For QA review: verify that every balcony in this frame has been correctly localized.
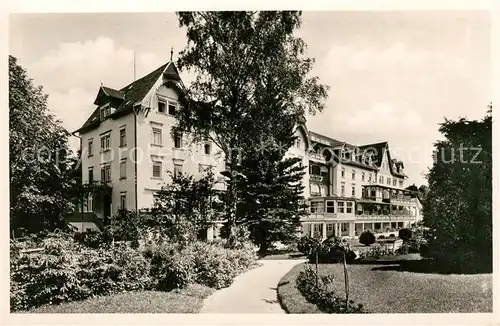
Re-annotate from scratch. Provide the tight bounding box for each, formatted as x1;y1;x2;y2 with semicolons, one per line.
310;175;324;183
309;153;326;164
355;214;416;221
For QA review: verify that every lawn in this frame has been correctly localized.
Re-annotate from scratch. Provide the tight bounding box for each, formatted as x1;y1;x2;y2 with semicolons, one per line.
278;260;492;313
24;284;215;314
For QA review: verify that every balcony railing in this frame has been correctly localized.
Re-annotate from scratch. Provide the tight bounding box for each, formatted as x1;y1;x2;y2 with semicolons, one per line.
309;153;326;163
355;214;416;220
310;175;324;183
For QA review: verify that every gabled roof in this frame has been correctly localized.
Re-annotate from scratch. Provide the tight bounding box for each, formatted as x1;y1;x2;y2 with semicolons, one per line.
75;61;179;134
309;131;346;148
359;142;388;167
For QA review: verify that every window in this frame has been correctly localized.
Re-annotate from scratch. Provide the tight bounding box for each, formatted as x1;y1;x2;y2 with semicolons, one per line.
352;169;355;180
379;176;384;184
174;163;183;178
337;201;345;213
158;101;166;113
88;167;94;183
361;172;365;182
152;160;162;178
120;159;126;179
341;182;345;196
341;167;345;178
399;180;403;188
346;202;353;213
101;164;111;182
204;143;211;155
174;134;182;148
100;104;111;120
119;127;126;147
152;128;162;146
352;185;356;197
327;224;333;232
326;201;335;213
387;177;391;186
101;134;111;151
84;195;93;212
88;138;93;157
120;192;127;210
393;179;397;187
168;102;176;115
368;173;372;182
310;200;324;214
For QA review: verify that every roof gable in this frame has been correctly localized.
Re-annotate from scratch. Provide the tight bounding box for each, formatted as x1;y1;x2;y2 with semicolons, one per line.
75;61;176;134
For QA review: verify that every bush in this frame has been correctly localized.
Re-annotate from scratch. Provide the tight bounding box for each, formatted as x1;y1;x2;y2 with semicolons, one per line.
359;231;376;246
356;244;395;261
389;234;395;238
378;235;385;239
149;240;257;291
10;232;152;311
295;266;364;313
307;237;355;264
297;236;319;256
398;228;413;242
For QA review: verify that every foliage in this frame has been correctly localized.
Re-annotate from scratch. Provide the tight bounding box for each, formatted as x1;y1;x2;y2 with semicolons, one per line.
149;240;257;291
359;231;376;246
9;55;77;234
295;266;364;313
236;147;308;253
422;110;492;272
398;228;413;242
106;209;142;247
297;235;320;255
356;244;395;261
73;230;112;249
10;232;151;311
174;12;329;241
307;236;356;264
151;171;223;243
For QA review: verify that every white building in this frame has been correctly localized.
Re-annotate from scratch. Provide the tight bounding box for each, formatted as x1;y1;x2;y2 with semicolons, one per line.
74;59;422;239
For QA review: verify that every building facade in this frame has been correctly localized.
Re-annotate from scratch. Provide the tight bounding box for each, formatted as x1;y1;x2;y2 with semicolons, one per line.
74;60;422;239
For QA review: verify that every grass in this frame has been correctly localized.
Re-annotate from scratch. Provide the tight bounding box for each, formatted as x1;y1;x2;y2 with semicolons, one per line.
278;260;492;313
25;284;215;314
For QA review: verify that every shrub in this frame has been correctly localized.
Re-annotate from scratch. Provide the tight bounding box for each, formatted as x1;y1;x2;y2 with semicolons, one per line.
356;244;395;261
150;243;196;291
389;234;395;238
307;237;355;264
297;236;319;256
295;266;364;313
378;235;385;239
398;228;413;242
10;233;152;311
359;231;376;246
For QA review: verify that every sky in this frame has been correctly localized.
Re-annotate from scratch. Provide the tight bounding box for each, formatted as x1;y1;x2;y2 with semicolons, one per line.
9;11;491;186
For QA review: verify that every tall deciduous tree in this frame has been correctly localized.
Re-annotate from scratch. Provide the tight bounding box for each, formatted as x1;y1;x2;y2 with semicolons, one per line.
422;108;492;272
174;11;329;242
9;55;77;234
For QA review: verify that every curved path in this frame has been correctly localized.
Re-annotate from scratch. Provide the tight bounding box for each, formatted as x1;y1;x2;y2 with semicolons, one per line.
200;259;306;313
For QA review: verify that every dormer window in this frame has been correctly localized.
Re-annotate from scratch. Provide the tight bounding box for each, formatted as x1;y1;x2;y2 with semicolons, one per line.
100;103;111;121
158;101;166;113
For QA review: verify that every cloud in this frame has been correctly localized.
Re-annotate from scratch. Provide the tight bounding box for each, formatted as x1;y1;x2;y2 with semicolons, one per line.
317;102;424;135
28;36;164;93
24;36;169;149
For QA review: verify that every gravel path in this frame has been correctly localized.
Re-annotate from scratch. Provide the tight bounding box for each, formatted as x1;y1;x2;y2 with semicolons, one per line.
200;259;306;313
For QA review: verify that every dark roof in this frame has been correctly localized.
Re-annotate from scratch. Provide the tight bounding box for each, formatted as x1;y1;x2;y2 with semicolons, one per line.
66;212;103;229
75;61;178;134
309;131;346;147
358;142;388;167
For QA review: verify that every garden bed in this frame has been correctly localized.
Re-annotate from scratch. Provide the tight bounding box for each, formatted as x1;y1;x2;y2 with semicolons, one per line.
278;261;492;313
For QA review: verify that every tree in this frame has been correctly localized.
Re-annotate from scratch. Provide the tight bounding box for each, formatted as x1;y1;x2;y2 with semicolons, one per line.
422;109;492;272
174;11;329;243
358;231;376;246
150;171;224;243
9;55;77;234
